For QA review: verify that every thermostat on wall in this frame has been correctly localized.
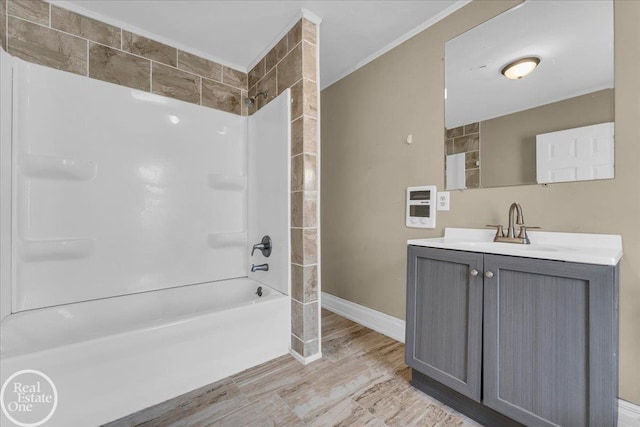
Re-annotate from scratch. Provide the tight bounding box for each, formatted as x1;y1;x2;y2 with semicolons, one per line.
406;186;436;228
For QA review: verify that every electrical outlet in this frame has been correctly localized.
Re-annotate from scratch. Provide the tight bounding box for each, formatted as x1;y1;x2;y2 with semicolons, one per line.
437;191;450;211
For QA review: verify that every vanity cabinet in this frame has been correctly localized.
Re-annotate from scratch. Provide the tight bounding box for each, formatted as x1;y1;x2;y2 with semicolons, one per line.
406;245;619;427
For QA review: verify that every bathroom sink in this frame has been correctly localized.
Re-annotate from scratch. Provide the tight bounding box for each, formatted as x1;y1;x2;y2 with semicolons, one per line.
408;228;622;266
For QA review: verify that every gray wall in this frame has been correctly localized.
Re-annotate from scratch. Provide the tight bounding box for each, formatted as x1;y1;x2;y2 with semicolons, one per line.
321;0;640;404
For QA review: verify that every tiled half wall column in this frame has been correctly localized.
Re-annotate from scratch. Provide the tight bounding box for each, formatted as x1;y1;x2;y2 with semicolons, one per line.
248;18;321;360
0;0;249;115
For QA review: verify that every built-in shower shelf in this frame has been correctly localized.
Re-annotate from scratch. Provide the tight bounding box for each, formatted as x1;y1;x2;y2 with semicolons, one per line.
20;154;97;181
207;174;247;191
207;232;247;248
20;238;95;262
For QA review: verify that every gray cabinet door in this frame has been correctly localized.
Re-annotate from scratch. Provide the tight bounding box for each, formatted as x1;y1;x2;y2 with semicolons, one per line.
483;254;618;427
405;246;484;401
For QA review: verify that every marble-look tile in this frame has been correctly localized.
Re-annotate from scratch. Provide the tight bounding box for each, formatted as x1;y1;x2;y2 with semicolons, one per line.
291;263;318;303
122;30;177;66
104;377;249;427
241;90;248;116
302;18;317;45
322;326;373;362
151;62;200;104
290;79;303;120
222;65;247;91
51;6;120;48
465;151;479;170
288;20;302;51
8;17;87;75
292;300;318;341
324;327;400;365
0;0;7;50
464;122;479;135
291;118;304;157
465;168;480;189
321;311;360;338
201;79;241;115
302;41;317;81
291;153;317;191
291;116;318;156
453;134;479;153
302;78;319;118
177;50;222;82
265;34;288;72
446;139;455;155
248;58;265;90
305;115;319;152
233;354;329;398
254;66;276;110
446;126;464;139
278;356;384;422
89;43;150;91
277;43;302;94
356;340;407;376
291;227;317;265
291;190;317;228
414;404;465;426
211;393;304;427
305;398;385;427
291;334;319;357
237;370;303;405
232;354;293;385
353;375;439;427
7;0;49;25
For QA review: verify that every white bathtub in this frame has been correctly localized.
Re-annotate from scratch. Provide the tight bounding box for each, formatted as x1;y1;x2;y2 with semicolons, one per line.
0;278;290;427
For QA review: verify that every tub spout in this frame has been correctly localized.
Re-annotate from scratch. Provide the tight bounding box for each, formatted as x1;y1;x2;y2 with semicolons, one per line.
251;263;269;272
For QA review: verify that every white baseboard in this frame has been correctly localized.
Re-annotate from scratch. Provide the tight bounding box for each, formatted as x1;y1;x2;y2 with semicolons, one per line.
619;399;640;427
321;292;405;343
320;292;639;426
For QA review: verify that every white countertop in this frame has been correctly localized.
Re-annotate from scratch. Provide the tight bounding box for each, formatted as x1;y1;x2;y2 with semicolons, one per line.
408;228;623;266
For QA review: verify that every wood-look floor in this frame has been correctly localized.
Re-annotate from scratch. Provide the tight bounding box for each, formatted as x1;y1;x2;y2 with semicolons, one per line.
106;309;482;427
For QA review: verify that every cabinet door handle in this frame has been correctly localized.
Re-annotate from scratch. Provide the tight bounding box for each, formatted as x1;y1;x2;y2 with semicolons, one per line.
485;271;494;279
470;269;479;277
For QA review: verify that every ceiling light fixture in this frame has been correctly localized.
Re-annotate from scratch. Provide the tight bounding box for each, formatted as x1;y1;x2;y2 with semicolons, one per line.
501;57;540;80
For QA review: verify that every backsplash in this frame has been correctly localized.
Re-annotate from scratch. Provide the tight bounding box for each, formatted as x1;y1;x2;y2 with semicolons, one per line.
445;122;480;189
1;0;248;115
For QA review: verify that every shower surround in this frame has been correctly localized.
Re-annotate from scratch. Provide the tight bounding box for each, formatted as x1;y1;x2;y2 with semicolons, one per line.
0;0;321;362
0;48;292;426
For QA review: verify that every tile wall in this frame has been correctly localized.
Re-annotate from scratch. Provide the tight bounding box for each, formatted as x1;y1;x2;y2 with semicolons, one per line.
248;18;320;359
445;122;480;188
1;0;248;115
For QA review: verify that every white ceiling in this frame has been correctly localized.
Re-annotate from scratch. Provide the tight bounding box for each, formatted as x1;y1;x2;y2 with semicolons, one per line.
53;0;467;90
445;0;614;128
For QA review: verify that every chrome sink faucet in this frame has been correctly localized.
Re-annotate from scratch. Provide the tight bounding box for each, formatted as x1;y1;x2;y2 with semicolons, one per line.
487;202;538;244
507;202;524;239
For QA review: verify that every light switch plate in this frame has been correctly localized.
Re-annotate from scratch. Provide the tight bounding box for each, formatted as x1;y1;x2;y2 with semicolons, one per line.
437;191;450;211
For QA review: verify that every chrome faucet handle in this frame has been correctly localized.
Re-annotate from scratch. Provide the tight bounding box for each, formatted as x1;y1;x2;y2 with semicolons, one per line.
518;225;541;240
251;235;272;257
251;243;265;256
486;224;505;238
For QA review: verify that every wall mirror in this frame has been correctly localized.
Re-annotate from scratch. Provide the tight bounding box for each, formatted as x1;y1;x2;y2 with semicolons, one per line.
444;0;614;190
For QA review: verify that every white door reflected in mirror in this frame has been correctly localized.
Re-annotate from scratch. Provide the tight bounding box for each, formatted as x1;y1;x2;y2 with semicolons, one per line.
536;122;614;184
